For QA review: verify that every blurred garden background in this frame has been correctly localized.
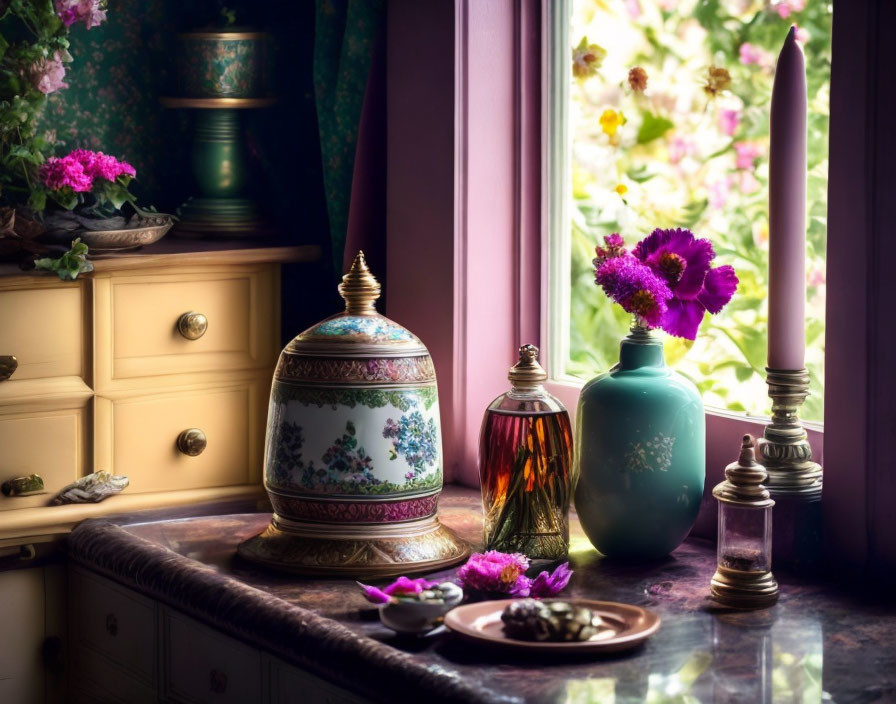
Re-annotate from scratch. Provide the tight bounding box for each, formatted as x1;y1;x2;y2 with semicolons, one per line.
567;0;831;421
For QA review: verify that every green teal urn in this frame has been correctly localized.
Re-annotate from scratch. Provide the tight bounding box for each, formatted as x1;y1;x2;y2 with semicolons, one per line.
574;324;705;559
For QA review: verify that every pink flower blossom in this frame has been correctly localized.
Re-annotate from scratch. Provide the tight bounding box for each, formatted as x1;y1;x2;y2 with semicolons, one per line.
39;156;92;192
69;149;136;182
739;171;761;195
529;563;573;598
625;0;642;20
668;135;696;165
807;266;825;287
357;576;439;604
632;228;739;339
771;0;806;19
734;141;762;170
794;25;810;45
595;255;671;328
708;177;730;210
718;109;740;137
739;42;774;68
55;0;107;29
457;551;532;597
456;552;574;599
40;149;136;194
32;51;68;95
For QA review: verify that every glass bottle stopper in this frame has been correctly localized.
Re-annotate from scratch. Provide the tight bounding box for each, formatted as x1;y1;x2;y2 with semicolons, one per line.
713;434;775;508
508;344;548;389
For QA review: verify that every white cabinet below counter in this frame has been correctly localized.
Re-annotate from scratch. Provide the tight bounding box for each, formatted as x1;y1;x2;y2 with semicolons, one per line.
68;566;371;704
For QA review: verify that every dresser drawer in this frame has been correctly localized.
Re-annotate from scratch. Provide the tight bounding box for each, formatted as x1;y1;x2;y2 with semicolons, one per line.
0;281;84;381
0;403;88;511
164;609;263;704
70;568;157;685
270;658;371;704
108;381;263;493
95;267;276;383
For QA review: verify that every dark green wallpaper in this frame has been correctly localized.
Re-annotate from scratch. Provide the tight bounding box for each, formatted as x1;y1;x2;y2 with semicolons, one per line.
39;0;329;252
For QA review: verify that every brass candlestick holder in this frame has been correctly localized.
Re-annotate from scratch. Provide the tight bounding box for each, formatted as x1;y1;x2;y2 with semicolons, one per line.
759;368;822;496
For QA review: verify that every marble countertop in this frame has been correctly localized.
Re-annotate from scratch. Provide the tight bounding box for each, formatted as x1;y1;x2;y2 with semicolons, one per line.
67;487;896;704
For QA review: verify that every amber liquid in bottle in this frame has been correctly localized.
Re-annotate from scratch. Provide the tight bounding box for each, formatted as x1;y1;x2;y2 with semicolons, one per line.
479;407;573;559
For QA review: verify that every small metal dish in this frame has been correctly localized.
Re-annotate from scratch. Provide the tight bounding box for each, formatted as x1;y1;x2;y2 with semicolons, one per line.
78;215;173;253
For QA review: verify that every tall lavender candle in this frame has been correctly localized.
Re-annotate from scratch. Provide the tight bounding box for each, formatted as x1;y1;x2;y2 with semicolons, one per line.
767;26;807;370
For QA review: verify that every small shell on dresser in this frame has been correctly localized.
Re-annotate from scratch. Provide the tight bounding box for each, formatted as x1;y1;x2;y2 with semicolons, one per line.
52;471;130;505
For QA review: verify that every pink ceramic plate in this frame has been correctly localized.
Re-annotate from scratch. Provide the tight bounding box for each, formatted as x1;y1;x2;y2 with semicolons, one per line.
443;598;660;654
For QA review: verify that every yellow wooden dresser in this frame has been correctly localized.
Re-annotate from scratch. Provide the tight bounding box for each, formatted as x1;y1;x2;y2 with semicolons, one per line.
0;240;318;702
0;241;319;545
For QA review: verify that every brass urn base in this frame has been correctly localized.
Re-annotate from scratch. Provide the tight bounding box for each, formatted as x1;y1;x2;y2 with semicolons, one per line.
236;514;470;578
710;566;779;609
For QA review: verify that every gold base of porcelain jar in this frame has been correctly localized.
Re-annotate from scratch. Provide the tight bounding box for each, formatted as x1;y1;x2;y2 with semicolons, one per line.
238;252;469;576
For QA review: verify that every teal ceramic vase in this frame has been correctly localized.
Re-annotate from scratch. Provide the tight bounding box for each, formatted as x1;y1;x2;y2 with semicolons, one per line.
574;323;705;559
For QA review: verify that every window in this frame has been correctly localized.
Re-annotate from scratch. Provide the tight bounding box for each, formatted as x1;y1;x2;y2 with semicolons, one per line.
549;0;832;422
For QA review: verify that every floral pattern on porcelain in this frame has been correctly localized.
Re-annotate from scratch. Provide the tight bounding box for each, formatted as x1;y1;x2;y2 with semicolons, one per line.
383;411;439;476
311;315;416;342
265;385;442;498
271;384;438;411
177;35;268;98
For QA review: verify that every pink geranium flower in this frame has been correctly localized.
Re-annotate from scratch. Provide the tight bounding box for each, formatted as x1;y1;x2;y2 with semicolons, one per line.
39;156;92;192
69;149;136;182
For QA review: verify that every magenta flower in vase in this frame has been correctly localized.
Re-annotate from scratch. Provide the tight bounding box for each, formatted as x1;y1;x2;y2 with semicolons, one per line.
593;228;738;339
575;227;737;560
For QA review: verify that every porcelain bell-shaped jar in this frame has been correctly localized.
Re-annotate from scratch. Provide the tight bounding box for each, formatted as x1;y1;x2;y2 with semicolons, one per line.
238;252;469;576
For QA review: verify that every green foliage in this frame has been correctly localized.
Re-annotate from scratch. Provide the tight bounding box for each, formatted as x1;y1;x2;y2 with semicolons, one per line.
33;237;94;280
568;0;830;421
0;0;69;207
636;111;674;144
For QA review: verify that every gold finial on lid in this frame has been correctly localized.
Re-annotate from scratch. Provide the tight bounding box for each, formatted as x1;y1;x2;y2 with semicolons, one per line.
509;344;548;388
338;251;381;315
712;434;774;507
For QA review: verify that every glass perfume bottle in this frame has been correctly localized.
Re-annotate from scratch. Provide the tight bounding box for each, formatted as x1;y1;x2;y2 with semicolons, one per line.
478;345;573;559
710;434;778;608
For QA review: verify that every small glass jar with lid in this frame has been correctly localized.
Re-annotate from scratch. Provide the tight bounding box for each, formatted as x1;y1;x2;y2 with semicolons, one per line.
478;344;573;559
710;434;778;608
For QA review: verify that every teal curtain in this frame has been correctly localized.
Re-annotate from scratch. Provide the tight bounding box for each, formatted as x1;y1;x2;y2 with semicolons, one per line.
314;0;385;276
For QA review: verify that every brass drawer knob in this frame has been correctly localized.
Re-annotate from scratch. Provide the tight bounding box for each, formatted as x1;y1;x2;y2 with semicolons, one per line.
177;311;208;340
177;428;207;457
1;474;45;497
0;355;17;381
